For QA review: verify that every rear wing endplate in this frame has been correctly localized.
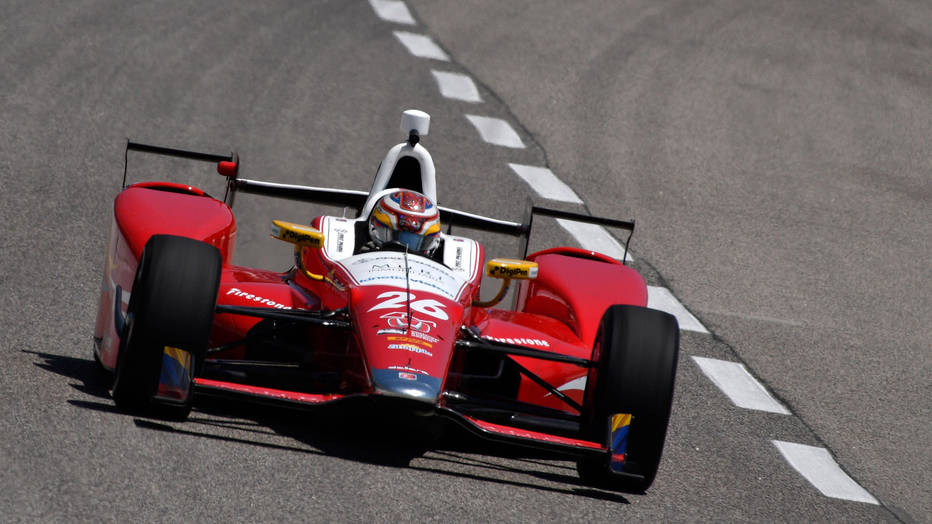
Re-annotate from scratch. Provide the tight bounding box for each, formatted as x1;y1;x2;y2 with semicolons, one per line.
122;140;239;204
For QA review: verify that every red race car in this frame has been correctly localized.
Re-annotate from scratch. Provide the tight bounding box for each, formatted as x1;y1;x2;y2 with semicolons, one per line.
93;110;679;492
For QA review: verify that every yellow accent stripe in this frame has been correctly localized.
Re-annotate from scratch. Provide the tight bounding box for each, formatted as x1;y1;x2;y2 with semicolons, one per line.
163;346;192;368
372;208;393;227
610;413;632;432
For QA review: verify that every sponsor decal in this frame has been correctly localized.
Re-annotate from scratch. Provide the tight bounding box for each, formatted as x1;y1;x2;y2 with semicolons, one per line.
371;263;403;272
405;329;440;344
387;335;433;348
454;246;464;270
335;228;347;252
398;372;418;381
380;311;436;333
282;229;318;245
273;221;323;247
387;365;429;375
483;335;550;348
368;263;443;283
388;343;433;357
488;265;528;278
225;287;291;309
344;251;467;300
377;328;441;344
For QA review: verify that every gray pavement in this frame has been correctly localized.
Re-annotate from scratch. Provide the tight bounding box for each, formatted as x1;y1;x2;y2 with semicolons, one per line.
0;1;925;521
408;0;931;519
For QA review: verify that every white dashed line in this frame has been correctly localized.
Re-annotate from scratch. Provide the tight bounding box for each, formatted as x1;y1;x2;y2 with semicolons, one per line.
692;356;790;414
464;115;525;148
393;31;449;61
555;219;633;262
369;0;416;25
646;286;707;333
772;441;879;504
431;70;482;103
374;12;882;511
508;164;583;204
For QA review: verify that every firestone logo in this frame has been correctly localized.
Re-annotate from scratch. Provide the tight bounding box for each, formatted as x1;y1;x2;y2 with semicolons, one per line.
225;288;291;309
483;336;550;347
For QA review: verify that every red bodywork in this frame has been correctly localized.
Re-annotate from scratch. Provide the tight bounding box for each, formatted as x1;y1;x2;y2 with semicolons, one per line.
94;181;647;454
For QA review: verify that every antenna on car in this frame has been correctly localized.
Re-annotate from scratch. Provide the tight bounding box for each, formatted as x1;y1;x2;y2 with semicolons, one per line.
400;109;430;147
403;245;412;335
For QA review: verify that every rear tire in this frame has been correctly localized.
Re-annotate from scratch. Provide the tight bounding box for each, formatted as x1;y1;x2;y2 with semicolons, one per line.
577;305;679;492
111;235;221;420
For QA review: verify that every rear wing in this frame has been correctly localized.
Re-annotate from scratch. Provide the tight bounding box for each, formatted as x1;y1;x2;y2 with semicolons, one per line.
122;140;239;203
231;178;635;264
122;140;634;263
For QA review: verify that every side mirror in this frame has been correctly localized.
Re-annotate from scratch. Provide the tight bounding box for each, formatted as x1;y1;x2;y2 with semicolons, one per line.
485;258;538;280
475;258;538;308
271;220;324;248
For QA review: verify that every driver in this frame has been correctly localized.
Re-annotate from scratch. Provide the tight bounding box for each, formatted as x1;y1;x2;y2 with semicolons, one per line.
366;190;441;255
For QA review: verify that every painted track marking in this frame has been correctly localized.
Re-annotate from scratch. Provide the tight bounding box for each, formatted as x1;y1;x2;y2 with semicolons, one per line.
692;356;790;414
370;6;886;510
772;441;879;504
646;286;706;332
431;70;482;103
508;163;583;203
369;0;416;25
393;31;449;61
555;219;634;262
465;115;525;148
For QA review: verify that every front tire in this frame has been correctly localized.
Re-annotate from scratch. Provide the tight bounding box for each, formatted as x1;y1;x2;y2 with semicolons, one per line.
578;305;680;492
111;235;221;420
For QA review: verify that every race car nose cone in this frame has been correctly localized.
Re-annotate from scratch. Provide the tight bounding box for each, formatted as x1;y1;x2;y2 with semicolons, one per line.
371;369;441;403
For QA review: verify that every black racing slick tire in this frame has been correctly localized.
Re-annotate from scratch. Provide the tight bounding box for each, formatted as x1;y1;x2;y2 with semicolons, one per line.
577;305;680;492
111;235;221;420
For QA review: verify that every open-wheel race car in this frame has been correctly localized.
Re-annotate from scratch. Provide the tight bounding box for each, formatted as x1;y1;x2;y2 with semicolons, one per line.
93;110;680;492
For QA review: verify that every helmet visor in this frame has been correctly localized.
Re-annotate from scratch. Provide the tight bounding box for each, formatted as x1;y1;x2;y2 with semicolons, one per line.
370;220;437;253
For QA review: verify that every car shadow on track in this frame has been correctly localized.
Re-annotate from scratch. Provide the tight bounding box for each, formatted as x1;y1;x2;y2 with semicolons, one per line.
26;349;112;400
29;350;630;503
188;397;631;503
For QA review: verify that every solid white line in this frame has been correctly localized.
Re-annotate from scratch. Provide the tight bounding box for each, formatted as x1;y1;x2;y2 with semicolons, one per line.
393;31;449;61
369;0;416;25
508;164;583;204
691;356;790;414
430;70;482;103
464;115;525;148
555;219;633;262
646;286;708;333
772;441;879;504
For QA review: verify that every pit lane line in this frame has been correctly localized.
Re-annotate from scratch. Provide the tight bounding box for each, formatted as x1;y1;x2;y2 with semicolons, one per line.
369;0;882;506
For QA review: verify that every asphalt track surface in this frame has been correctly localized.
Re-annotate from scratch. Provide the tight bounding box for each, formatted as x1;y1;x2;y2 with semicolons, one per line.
1;1;928;522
